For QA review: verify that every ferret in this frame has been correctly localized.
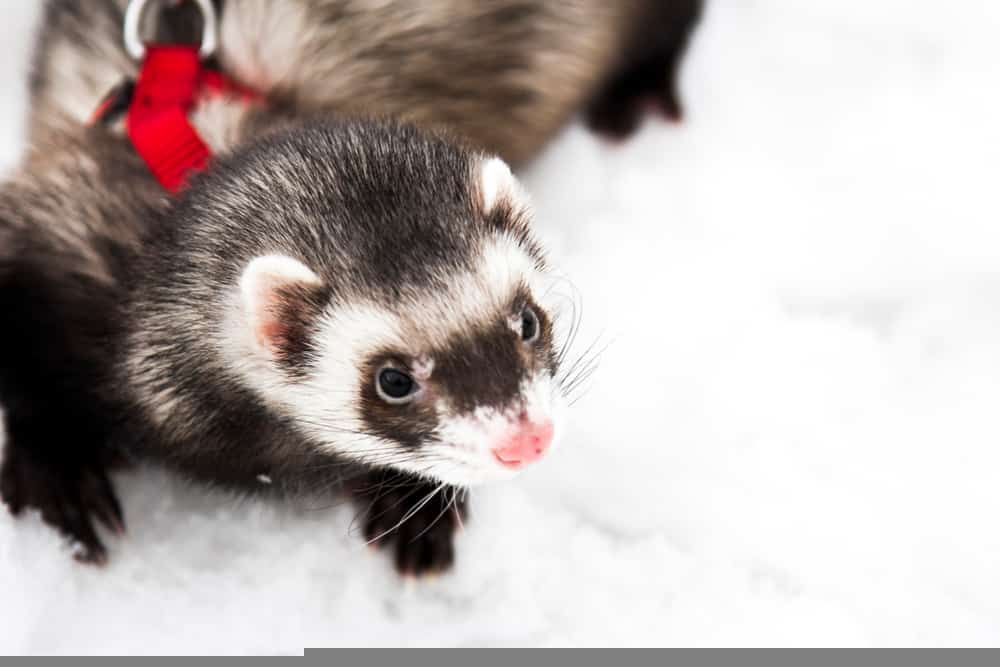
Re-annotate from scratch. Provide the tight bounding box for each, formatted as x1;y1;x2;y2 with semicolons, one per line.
1;117;563;574
0;0;702;574
29;0;703;163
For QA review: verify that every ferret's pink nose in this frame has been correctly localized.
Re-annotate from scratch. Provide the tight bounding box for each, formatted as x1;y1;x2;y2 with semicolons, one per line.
493;421;554;469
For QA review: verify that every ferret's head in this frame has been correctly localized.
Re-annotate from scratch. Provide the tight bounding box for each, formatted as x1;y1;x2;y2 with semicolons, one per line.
164;122;566;486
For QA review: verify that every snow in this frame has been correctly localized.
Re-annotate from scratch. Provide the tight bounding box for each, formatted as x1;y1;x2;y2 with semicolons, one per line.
2;0;1000;651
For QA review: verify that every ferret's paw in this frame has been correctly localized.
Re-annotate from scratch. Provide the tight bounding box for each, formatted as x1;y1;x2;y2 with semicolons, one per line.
585;94;646;140
0;449;124;566
585;61;685;140
360;482;465;577
390;502;460;578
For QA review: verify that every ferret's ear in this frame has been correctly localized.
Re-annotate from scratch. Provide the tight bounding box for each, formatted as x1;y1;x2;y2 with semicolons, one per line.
240;254;326;362
478;156;521;215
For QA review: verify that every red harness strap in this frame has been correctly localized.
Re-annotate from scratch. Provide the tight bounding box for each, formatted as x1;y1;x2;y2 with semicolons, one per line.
125;45;258;193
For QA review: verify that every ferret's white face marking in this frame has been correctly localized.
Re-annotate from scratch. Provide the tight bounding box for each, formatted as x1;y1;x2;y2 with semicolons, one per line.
228;239;563;486
224;157;565;486
255;302;407;456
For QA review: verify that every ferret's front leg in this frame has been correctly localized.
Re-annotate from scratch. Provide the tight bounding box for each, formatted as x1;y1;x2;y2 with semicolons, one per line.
0;405;124;565
350;470;467;577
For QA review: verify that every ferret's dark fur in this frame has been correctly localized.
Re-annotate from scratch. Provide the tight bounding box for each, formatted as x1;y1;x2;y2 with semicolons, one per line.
0;0;703;574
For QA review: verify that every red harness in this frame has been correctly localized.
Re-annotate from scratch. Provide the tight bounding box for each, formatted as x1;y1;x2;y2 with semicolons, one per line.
93;45;259;193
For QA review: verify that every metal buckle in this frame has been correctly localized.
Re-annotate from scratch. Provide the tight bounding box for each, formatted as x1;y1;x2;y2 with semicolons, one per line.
123;0;218;61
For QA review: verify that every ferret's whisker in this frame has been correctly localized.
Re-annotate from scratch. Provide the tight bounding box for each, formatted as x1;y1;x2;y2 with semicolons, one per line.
365;482;445;545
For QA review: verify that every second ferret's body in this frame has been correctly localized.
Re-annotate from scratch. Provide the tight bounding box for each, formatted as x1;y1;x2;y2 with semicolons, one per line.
30;0;703;163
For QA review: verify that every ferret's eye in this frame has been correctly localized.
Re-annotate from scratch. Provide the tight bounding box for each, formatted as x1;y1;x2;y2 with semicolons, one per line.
521;306;539;343
376;368;419;404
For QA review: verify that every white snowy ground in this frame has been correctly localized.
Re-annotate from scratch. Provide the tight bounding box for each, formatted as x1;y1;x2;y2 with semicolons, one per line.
1;0;999;651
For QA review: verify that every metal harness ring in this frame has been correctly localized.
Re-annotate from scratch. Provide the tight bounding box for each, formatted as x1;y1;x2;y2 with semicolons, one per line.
123;0;218;61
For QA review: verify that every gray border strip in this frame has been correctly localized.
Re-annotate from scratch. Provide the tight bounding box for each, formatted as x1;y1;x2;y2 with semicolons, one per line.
2;649;999;663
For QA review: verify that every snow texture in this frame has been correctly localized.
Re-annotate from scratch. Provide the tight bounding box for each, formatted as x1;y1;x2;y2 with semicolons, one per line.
2;0;1000;651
